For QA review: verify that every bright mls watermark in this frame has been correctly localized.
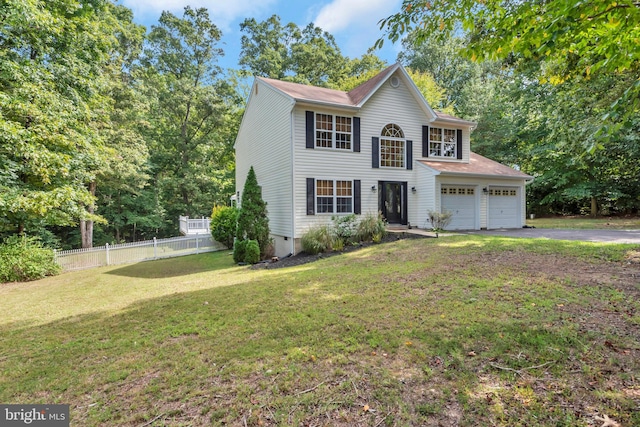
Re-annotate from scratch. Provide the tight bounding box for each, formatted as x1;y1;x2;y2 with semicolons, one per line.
1;405;69;426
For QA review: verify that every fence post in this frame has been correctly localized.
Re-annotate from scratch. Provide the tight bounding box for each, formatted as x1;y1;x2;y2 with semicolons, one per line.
153;237;157;259
105;243;110;266
196;233;199;255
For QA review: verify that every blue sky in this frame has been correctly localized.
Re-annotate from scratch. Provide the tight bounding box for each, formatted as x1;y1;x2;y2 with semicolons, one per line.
118;0;403;72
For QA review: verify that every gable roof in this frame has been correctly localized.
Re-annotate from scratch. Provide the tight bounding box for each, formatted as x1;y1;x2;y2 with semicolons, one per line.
419;152;533;179
257;64;451;122
434;111;476;127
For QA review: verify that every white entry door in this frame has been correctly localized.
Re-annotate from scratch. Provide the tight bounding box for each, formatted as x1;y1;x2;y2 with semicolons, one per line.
441;186;477;230
488;187;520;228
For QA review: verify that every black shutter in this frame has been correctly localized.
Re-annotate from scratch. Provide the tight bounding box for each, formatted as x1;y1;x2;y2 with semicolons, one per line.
406;140;413;170
372;137;379;168
353;117;360;152
422;126;429;157
306;178;315;215
353;180;361;214
456;129;463;159
305;111;314;149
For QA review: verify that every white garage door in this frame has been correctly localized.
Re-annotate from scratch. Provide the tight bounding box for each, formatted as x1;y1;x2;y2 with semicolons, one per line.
488;187;520;229
441;186;477;230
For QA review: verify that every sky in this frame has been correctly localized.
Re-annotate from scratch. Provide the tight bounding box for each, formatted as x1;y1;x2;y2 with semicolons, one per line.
118;0;404;73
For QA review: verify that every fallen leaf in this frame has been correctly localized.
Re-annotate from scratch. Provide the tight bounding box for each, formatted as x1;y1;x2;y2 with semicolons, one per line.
467;351;477;357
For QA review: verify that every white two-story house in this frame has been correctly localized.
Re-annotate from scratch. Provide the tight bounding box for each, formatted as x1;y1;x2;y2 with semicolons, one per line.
235;64;532;256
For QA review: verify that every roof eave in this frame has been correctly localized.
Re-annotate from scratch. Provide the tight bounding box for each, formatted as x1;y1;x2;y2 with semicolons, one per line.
437;170;533;179
432;117;477;127
295;99;360;112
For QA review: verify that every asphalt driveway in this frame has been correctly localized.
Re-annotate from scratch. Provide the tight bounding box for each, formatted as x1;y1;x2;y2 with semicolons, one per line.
467;228;640;244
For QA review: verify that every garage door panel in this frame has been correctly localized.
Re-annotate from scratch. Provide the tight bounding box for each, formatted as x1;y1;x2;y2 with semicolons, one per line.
488;187;519;229
441;186;476;230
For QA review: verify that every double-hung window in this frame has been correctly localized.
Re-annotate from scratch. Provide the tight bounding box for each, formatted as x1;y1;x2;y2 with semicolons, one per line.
429;127;457;158
316;114;352;150
316;179;353;214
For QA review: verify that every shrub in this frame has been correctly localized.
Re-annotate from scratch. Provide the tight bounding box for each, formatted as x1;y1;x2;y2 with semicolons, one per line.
0;235;61;282
301;224;334;255
233;239;248;264
244;240;260;264
426;210;453;235
332;214;358;244
210;205;238;249
356;212;387;242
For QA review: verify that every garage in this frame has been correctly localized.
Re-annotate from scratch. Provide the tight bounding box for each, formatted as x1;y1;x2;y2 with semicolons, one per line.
488;187;520;229
441;186;477;230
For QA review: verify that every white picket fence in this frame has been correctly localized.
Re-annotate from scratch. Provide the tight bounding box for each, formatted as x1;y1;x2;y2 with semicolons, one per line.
54;234;226;272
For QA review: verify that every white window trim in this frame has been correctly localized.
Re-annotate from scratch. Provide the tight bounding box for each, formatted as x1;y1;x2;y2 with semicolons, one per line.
429;127;457;159
315;178;354;215
379;124;406;169
315;114;353;151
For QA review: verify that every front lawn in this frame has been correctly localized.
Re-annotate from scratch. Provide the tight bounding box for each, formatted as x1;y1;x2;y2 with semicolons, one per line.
1;235;639;426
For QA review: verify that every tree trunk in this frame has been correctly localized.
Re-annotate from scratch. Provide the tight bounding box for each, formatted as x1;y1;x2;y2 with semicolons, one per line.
80;181;97;248
590;196;598;218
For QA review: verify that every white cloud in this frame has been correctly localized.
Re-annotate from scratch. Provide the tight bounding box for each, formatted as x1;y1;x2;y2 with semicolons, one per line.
313;0;399;34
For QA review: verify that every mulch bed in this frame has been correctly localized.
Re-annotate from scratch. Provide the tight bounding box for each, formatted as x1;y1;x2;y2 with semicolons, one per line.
251;231;432;269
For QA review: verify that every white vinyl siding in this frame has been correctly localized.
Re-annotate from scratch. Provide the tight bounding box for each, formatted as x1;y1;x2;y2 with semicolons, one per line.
235;81;294;238
293;74;425;236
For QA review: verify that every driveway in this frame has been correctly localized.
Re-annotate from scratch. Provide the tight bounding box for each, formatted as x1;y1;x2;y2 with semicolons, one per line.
467;228;640;244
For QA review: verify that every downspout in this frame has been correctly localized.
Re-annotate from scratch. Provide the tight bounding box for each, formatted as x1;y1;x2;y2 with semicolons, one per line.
290;101;296;255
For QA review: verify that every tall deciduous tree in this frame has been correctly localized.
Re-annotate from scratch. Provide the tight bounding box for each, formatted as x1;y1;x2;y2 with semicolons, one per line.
378;0;640;137
0;0;118;238
239;15;387;88
141;6;238;236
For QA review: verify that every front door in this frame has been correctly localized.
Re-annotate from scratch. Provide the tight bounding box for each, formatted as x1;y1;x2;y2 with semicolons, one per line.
380;181;407;225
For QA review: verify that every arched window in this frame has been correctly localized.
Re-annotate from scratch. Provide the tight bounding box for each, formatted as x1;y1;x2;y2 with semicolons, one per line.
380;124;405;168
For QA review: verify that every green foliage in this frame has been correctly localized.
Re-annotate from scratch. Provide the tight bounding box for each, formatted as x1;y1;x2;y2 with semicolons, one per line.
236;167;271;258
243;240;260;264
426;210;453;233
232;239;260;264
379;0;640;131
233;239;248;264
210;206;238;249
405;69;454;114
332;214;358;244
239;15;388;88
356;212;387;243
0;236;60;283
0;0;126;233
140;6;239;236
300;225;334;255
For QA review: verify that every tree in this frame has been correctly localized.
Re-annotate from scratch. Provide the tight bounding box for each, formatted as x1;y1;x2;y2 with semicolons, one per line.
239;15;388;88
141;6;239;236
378;1;640;135
0;0;123;239
405;69;453;114
236;167;270;258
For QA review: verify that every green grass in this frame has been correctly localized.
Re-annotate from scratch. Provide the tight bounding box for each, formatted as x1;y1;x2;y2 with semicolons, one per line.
1;235;639;426
527;215;640;229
